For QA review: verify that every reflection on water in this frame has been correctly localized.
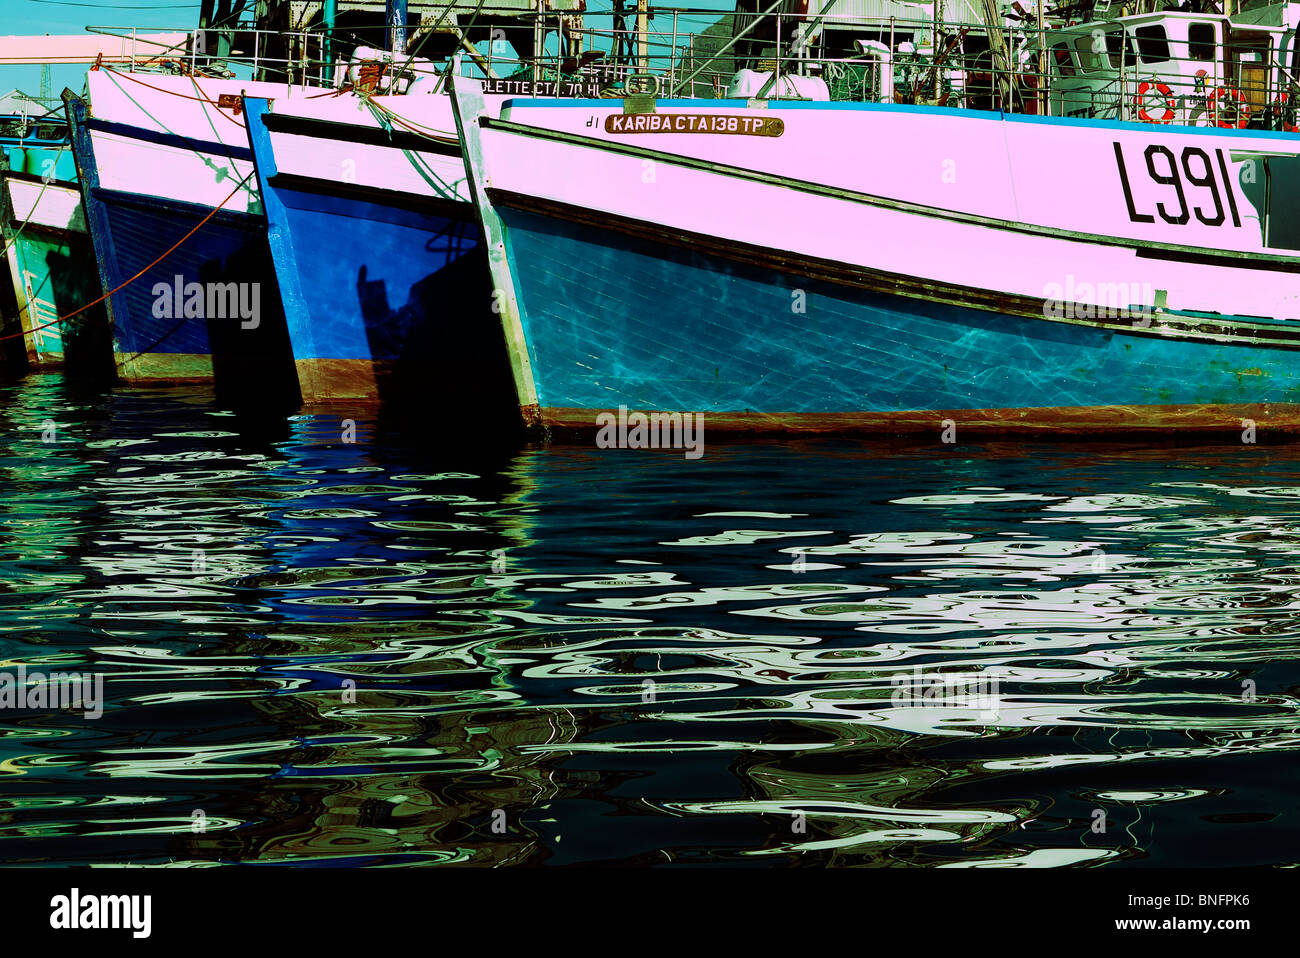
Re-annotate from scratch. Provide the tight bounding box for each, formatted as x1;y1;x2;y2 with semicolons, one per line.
2;372;1299;866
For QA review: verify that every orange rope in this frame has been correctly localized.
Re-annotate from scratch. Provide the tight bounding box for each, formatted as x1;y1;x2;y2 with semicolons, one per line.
188;75;247;127
103;66;245;128
382;111;459;147
0;174;252;344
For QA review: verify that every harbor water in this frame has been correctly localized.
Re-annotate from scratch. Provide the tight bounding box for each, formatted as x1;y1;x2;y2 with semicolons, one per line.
2;370;1298;867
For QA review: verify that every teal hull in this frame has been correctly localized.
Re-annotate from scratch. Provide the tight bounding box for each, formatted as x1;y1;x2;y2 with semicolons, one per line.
1;143;109;373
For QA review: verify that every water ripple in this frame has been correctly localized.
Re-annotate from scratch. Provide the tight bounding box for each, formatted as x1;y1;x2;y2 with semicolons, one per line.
2;376;1299;865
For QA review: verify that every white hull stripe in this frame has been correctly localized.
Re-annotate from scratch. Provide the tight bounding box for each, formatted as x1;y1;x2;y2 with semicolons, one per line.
482;117;1300;272
85;117;253;162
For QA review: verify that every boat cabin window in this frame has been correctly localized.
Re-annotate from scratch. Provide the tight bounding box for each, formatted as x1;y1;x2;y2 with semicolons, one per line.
1228;38;1272;114
1188;22;1216;60
1134;24;1170;64
1052;42;1076;76
960;33;1000;110
820;29;890;59
1074;34;1104;73
1104;29;1136;69
1260;154;1300;251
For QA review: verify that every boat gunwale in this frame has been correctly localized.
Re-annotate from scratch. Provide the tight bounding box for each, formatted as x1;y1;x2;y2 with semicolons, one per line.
480;115;1300;271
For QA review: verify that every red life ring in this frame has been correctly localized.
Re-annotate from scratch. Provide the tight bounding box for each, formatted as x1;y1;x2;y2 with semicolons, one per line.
1207;86;1250;129
1275;91;1298;132
1135;80;1175;123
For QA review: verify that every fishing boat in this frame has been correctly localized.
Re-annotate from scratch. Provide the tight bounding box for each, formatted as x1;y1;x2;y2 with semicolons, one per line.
61;28;331;395
450;1;1300;438
0;106;110;374
243;88;490;404
242;46;497;404
241;0;591;404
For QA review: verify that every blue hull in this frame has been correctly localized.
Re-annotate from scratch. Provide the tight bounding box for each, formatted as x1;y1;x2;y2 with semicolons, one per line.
66;95;295;396
90;189;269;356
495;204;1300;432
246;98;511;406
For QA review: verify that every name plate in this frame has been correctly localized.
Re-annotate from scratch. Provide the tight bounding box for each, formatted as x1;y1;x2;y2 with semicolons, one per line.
482;79;602;97
605;113;784;136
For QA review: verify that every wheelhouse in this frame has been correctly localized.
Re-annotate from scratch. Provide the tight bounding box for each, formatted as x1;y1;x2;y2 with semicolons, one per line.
1040;10;1297;129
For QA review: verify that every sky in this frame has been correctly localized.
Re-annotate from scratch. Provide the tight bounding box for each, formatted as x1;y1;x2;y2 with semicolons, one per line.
5;0;201;34
5;0;202;100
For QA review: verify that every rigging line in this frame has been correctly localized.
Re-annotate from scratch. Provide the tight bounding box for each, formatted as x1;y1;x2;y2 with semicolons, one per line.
361;94;458;145
105;65;218;110
401;0;487;83
188;74;248;128
0;172;252;344
103;66;246;129
98;68;253;189
0;143;68;262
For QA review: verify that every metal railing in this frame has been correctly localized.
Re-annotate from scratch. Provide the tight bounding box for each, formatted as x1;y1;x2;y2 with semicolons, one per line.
80;11;1300;133
0;116;70;145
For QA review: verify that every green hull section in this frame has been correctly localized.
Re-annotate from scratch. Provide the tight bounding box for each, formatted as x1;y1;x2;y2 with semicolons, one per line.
4;227;98;365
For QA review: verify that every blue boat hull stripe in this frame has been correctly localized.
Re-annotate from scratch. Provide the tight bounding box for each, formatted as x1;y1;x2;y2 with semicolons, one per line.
89;185;256;228
259;112;461;157
268;172;470;219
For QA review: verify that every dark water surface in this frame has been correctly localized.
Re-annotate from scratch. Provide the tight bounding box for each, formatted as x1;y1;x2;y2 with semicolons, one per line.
2;372;1298;867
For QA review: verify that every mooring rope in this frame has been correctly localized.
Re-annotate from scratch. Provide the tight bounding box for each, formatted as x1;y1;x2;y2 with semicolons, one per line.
102;66;247;128
0;171;253;345
361;96;459;146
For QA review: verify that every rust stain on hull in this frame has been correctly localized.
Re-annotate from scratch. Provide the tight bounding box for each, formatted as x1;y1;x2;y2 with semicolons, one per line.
115;351;213;383
529;404;1300;441
294;358;391;405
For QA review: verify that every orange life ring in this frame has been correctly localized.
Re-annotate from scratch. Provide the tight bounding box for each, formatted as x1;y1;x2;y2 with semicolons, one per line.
1135;80;1175;123
1207;86;1250;129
